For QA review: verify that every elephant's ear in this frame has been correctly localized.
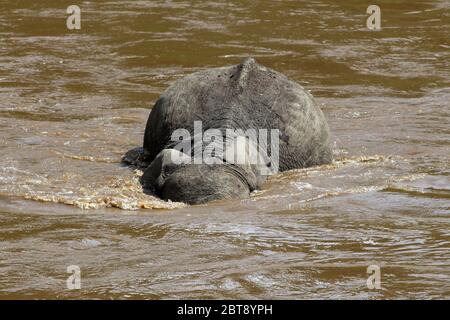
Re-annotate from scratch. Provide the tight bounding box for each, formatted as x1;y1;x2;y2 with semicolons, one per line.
141;149;190;193
143;97;173;163
224;135;275;189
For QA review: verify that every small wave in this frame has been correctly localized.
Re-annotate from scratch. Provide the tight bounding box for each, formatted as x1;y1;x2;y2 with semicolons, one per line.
383;186;450;200
54;151;119;163
10;171;186;210
252;185;385;204
254;159;426;205
384;174;450;199
22;193;185;210
0;154;429;210
270;154;399;182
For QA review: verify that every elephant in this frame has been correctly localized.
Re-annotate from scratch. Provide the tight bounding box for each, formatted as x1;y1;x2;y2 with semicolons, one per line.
123;57;332;204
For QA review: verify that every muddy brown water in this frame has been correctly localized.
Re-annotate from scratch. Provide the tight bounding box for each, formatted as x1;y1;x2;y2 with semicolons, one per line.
0;1;449;299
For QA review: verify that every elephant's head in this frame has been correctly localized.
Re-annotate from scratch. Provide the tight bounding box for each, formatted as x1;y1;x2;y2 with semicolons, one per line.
141;144;273;204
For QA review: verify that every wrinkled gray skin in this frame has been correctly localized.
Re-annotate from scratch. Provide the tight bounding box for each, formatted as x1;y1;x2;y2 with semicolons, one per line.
123;57;332;204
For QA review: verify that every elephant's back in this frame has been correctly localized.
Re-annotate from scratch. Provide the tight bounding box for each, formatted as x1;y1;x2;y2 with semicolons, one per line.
143;58;332;169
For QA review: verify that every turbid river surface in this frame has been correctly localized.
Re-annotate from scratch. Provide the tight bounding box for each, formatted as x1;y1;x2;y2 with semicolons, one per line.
0;0;449;299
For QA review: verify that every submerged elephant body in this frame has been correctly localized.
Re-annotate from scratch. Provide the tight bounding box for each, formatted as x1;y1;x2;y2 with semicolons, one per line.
124;57;332;204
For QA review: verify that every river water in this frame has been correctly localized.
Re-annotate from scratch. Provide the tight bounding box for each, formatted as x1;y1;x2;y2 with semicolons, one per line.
0;0;449;299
